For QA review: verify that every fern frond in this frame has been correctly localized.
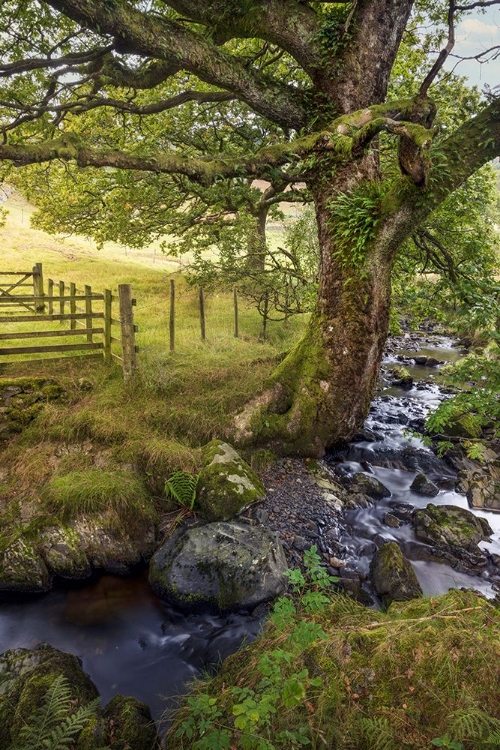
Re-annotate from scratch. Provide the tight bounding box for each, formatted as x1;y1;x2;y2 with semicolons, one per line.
16;675;72;747
13;676;103;750
165;470;199;510
449;708;500;743
357;717;400;750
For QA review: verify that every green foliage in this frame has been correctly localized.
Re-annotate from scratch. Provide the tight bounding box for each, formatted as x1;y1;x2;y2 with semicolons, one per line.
39;470;153;521
164;469;199;510
171;545;336;749
13;675;106;750
426;351;500;456
328;184;382;274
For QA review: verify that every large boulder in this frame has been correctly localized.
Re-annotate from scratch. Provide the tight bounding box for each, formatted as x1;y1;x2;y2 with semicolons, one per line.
0;643;159;750
413;503;492;551
196;440;265;521
149;521;288;613
370;541;423;609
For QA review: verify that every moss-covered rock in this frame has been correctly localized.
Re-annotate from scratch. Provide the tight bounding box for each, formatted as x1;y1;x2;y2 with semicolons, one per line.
0;377;66;441
0;643;160;750
412;503;493;563
149;520;287;613
196;440;265;521
370;541;423;608
0;537;51;593
389;365;413;389
348;472;391;500
410;472;439;496
38;524;92;579
103;695;160;750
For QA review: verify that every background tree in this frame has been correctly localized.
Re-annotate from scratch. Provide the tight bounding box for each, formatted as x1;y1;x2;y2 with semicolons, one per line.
0;0;499;456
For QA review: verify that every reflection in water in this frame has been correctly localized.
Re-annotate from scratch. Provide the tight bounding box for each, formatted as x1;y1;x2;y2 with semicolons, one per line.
0;573;262;724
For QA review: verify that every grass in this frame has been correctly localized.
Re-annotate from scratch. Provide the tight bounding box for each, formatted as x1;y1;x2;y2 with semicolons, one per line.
39;469;152;520
169;588;500;750
0;190;306;517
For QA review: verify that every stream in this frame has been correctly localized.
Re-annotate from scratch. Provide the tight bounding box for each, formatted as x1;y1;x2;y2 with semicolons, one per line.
325;334;500;602
1;332;499;724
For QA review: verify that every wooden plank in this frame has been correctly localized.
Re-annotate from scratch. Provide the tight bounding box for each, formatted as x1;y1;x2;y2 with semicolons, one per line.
0;354;102;367
0;272;34;276
104;289;112;364
169;278;175;352
111;352;124;364
234;287;239;338
118;284;137;382
33;263;44;312
0;313;104;323
70;282;76;330
0;343;103;355
0;294;104;302
48;279;54;316
59;281;65;319
199;286;206;341
0;328;103;341
85;285;93;343
110;335;121;344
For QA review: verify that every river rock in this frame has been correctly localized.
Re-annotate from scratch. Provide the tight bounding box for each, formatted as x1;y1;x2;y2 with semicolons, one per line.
448;442;500;511
389;366;413;389
149;520;288;613
412;504;493;564
0;643;159;750
349;472;391;499
196;440;265;521
0;538;51;593
410;472;440;497
370;541;423;608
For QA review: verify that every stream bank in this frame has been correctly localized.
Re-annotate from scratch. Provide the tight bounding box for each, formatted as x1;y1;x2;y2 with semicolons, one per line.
1;328;499;738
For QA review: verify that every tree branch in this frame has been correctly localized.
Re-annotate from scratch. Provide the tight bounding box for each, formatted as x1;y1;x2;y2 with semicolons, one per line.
418;0;456;98
45;0;307;129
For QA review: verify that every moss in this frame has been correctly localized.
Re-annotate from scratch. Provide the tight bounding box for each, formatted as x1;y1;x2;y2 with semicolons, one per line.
104;695;159;750
196;440;265;521
169;590;500;749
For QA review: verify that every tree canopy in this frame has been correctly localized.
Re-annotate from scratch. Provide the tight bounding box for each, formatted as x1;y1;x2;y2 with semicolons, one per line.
1;0;499;455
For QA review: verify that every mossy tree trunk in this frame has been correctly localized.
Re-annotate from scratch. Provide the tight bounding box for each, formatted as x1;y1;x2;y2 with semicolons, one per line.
232;153;412;456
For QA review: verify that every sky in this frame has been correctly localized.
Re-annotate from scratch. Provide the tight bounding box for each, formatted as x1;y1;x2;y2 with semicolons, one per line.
445;6;500;90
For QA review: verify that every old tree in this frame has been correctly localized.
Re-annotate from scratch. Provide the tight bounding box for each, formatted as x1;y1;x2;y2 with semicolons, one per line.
1;0;499;455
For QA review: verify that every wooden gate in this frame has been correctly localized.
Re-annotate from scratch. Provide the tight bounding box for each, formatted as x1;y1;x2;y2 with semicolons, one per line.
0;264;137;380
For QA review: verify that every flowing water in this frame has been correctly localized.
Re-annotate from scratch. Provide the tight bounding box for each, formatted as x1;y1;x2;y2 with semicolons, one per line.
1;333;498;723
325;335;500;602
0;573;262;725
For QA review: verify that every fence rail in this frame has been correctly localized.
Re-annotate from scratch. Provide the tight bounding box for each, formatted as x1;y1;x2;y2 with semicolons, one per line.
0;264;137;380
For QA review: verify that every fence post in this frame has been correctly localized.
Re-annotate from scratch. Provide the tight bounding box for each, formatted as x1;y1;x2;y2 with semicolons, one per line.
47;278;54;316
169;279;175;352
85;284;93;342
233;287;239;338
69;282;76;330
199;286;206;341
103;289;112;364
59;281;65;322
118;284;137;382
33;263;44;312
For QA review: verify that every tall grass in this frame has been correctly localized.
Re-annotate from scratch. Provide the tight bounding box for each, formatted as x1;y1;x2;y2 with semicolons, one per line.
0;191;306;507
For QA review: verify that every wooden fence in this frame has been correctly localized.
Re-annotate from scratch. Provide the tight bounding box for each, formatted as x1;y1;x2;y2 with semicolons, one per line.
0;265;138;381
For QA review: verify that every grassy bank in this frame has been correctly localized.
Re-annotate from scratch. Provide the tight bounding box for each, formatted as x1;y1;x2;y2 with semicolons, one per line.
0;191;306;525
